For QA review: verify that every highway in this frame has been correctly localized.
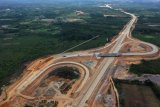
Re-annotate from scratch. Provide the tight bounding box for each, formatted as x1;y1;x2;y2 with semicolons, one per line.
0;6;159;107
60;11;158;58
74;10;138;107
16;61;90;93
0;61;89;106
121;41;159;56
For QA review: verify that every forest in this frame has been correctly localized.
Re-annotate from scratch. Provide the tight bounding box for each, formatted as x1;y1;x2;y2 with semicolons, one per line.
0;3;129;87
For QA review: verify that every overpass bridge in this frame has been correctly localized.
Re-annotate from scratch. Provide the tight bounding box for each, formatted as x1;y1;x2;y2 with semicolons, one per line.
97;53;122;57
63;52;152;58
97;53;136;57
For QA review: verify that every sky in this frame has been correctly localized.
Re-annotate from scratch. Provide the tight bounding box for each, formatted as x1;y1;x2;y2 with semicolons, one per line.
0;0;160;4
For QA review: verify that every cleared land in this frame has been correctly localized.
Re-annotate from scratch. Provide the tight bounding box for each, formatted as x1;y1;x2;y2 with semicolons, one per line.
0;3;130;88
123;3;160;75
122;4;160;105
117;82;160;107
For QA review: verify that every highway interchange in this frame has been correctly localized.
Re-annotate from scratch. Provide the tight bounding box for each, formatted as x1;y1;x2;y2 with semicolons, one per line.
74;9;138;107
0;5;159;107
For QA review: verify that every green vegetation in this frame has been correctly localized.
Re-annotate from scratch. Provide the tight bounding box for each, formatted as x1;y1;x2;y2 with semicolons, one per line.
0;3;130;87
130;59;160;75
122;3;160;75
133;10;160;47
49;67;80;80
114;3;160;106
